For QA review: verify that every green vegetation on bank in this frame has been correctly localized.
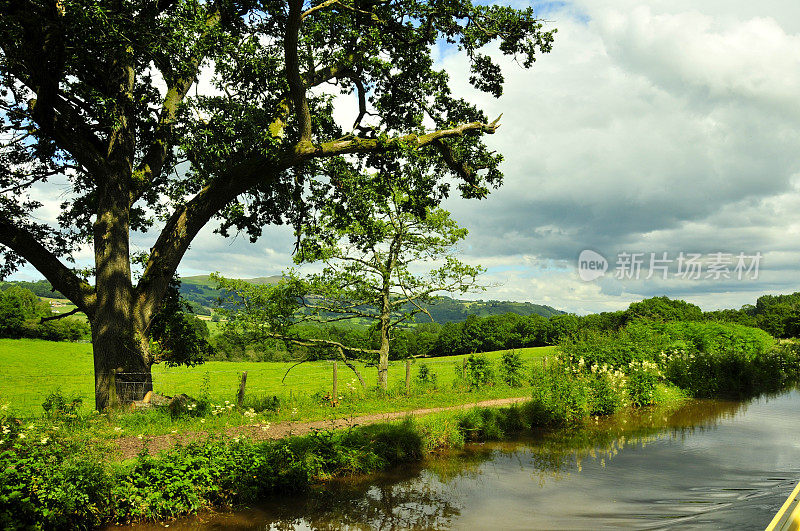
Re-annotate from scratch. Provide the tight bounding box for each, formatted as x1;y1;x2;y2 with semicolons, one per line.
1;389;694;529
1;318;800;528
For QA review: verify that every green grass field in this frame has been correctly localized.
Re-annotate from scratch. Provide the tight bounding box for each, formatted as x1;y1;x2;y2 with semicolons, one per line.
0;338;555;416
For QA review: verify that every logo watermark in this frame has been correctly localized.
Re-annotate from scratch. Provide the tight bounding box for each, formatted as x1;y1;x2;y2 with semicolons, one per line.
578;251;762;282
578;249;608;281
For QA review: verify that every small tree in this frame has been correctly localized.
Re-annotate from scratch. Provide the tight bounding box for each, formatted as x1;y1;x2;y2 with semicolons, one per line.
217;177;484;388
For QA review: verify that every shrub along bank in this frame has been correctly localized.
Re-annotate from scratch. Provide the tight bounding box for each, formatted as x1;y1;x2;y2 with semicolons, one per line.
0;401;594;529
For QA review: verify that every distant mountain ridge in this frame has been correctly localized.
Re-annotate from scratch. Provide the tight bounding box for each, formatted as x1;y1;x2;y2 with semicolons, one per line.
0;276;565;323
178;275;564;323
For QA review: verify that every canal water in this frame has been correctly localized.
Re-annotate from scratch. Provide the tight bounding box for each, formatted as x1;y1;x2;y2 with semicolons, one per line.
141;389;800;529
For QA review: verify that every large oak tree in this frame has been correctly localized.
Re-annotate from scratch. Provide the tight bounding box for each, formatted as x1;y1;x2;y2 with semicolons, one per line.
0;0;554;410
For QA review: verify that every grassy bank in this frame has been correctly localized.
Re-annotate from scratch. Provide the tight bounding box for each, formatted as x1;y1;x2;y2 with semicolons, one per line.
3;395;688;529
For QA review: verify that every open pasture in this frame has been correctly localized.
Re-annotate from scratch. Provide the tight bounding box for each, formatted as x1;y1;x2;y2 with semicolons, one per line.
0;339;554;415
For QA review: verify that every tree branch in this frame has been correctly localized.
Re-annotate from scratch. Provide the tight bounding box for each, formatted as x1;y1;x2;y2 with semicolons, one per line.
39;307;80;323
131;6;222;204
136;116;501;328
299;117;501;159
285;0;312;142
0;220;95;316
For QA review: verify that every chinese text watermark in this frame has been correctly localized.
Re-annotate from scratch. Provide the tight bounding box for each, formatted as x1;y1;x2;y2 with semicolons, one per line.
578;251;761;282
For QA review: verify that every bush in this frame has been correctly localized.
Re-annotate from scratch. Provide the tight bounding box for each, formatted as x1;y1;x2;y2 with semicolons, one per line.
586;369;627;415
530;365;589;426
500;350;525;387
559;318;794;401
663;345;800;398
625;360;661;407
415;363;438;389
42;389;83;419
463;354;495;389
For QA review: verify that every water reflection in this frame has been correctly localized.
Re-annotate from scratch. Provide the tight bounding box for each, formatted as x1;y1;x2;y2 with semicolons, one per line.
135;391;800;530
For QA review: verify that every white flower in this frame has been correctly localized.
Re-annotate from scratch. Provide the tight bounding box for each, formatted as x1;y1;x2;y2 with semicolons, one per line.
232;437;240;443
200;419;206;424
26;424;34;430
40;437;49;444
18;433;26;439
0;404;7;411
137;434;143;440
114;427;122;432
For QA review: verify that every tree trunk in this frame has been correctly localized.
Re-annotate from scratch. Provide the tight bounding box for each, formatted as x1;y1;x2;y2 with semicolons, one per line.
92;137;152;410
377;315;390;389
91;318;152;411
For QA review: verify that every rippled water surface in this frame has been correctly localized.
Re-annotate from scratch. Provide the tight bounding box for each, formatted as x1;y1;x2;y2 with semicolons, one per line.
138;390;800;530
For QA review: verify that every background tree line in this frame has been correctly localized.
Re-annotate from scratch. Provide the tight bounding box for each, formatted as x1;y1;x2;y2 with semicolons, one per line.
0;285;89;341
4;280;800;361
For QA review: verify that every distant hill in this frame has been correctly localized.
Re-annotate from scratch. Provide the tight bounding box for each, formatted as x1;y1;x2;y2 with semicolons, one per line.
0;275;564;323
177;275;564;323
421;296;564;322
0;279;64;299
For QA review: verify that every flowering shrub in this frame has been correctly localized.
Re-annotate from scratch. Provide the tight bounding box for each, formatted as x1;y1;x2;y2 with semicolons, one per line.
625;360;662;407
586;363;628;415
559;320;796;401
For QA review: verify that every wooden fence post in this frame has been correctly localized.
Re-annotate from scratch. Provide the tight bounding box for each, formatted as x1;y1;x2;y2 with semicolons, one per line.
405;359;411;395
237;371;248;408
332;360;338;399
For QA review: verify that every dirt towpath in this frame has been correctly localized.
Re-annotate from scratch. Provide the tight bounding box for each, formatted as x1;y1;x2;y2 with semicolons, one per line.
116;396;531;460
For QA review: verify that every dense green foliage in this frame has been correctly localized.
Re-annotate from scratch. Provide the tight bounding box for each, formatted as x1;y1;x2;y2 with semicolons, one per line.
702;292;800;338
0;280;63;299
0;414;424;529
558;320;796;399
0;286;89;341
147;279;213;367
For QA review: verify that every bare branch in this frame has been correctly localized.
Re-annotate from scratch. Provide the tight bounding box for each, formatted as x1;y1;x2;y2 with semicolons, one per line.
39;307;80;323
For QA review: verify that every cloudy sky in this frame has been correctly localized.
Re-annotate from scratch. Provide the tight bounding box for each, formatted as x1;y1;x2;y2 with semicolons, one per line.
10;0;800;314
